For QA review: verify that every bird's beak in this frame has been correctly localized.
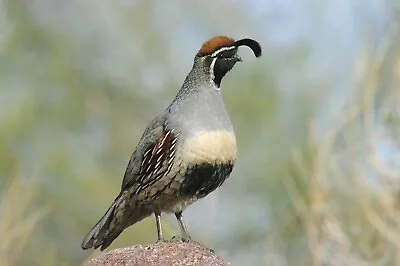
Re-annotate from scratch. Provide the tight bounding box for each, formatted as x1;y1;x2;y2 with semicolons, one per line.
233;54;242;62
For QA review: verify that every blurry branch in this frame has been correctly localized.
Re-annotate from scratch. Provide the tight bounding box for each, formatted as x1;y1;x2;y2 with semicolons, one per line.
0;173;50;266
85;242;229;266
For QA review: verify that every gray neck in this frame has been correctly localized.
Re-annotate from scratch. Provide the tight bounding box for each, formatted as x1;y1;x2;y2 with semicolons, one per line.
166;57;233;136
172;57;214;102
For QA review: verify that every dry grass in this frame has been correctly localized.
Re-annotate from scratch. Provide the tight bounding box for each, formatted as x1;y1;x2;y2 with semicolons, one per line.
0;172;50;266
281;33;400;265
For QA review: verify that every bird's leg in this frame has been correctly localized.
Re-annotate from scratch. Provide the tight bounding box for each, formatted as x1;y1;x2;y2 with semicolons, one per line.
175;212;191;241
173;212;214;253
155;212;164;242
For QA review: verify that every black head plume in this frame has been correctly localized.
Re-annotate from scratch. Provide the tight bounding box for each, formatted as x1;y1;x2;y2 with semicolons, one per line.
234;38;262;58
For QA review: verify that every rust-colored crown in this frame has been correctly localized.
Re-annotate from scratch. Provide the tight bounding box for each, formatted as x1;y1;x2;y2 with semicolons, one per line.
197;36;235;57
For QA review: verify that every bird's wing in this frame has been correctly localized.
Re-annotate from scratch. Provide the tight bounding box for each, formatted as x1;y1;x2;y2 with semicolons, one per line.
120;115;177;192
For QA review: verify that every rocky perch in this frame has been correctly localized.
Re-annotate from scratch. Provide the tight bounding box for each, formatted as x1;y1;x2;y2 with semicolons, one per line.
85;241;230;266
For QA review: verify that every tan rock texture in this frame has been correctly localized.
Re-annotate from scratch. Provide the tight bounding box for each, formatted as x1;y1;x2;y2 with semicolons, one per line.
85;242;230;266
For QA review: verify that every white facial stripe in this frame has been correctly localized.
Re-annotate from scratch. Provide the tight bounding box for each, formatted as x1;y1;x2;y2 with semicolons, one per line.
211;46;236;57
209;57;219;89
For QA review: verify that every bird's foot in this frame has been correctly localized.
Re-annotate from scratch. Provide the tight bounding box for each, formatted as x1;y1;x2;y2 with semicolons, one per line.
170;235;190;243
170;235;214;253
156;238;168;244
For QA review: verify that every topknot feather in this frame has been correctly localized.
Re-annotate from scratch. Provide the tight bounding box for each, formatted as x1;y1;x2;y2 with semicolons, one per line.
197;36;235;57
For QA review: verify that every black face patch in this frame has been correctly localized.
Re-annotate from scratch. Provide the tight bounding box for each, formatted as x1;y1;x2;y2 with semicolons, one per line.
215;49;237;59
203;47;240;87
179;162;234;198
212;57;239;87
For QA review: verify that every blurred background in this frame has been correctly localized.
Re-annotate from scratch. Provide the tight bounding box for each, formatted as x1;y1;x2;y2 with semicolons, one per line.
0;0;399;265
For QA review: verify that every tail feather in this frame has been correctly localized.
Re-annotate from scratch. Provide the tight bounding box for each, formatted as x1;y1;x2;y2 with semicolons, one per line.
81;193;151;251
81;199;119;250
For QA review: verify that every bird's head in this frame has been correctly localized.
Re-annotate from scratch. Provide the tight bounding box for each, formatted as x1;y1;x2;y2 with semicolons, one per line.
195;36;262;88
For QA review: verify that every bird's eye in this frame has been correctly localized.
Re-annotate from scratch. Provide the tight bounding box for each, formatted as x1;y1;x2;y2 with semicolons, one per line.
216;52;229;59
215;49;236;59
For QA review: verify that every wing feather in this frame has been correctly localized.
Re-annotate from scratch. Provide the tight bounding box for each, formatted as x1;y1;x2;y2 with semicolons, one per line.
121;116;177;193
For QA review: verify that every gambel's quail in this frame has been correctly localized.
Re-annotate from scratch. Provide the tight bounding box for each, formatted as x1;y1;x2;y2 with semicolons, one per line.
81;36;262;250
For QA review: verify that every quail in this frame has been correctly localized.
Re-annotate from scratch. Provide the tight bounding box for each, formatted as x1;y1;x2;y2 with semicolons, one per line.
81;35;262;251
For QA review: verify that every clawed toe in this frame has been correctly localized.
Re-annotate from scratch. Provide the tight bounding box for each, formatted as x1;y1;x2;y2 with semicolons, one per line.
169;235;214;253
170;235;190;243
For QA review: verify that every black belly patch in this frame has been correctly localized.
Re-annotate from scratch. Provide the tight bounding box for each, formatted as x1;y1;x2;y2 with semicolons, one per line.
180;163;234;198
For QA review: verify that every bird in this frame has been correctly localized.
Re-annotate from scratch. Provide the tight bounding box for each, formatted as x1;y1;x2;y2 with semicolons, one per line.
81;35;262;251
